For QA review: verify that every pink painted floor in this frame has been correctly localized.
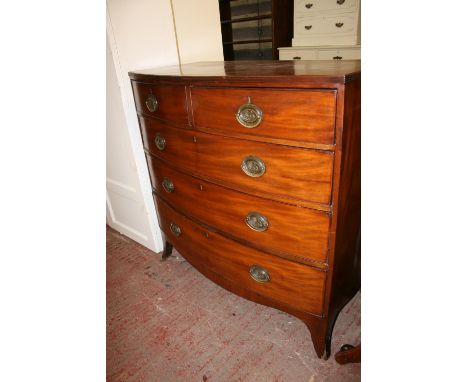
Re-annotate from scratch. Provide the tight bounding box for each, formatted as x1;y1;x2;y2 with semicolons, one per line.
107;226;361;382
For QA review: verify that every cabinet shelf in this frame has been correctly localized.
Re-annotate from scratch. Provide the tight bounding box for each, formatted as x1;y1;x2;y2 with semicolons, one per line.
221;14;272;24
218;0;293;61
223;38;272;45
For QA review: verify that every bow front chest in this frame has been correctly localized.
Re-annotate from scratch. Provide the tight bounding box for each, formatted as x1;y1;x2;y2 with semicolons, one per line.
129;61;360;359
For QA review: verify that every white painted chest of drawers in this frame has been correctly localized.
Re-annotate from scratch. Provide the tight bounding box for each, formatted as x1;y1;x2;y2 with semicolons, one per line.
292;0;360;46
279;44;360;61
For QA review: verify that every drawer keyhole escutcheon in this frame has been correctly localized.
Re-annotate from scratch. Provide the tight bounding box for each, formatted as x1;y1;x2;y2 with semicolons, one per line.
249;265;270;283
170;222;181;237
145;94;158;112
162;177;174;193
155;133;166;151
241;156;266;177
245;212;269;232
236;96;263;128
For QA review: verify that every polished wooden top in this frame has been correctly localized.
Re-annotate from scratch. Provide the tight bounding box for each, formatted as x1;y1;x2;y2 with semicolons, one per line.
129;60;361;84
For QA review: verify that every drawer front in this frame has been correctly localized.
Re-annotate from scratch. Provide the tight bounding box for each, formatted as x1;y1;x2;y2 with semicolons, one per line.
141;119;334;205
295;0;359;16
279;49;318;61
148;156;330;263
191;87;336;146
295;14;358;36
131;81;189;126
194;132;333;205
138;117;197;173
317;47;360;60
156;195;326;315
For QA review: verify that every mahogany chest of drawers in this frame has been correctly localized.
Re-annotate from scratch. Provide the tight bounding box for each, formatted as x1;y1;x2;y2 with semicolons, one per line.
129;60;360;359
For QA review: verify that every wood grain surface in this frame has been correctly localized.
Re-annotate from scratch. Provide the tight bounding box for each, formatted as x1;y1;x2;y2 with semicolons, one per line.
129;61;361;359
138;116;197;171
191;87;336;145
147;156;331;264
155;195;326;316
128;60;361;85
325;79;361;342
140;118;334;206
131;81;189;126
194;130;334;205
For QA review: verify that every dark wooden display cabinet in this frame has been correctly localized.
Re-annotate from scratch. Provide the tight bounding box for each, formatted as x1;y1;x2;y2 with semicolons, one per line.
219;0;293;60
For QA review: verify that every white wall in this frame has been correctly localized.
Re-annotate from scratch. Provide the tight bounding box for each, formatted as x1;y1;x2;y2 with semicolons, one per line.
172;0;224;64
106;0;223;252
106;35;157;249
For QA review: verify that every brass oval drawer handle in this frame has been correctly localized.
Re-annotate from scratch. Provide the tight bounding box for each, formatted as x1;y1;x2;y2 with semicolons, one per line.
335;22;344;28
162;177;174;193
249;265;270;283
241;155;266;177
304;25;312;30
333;56;343;60
170;222;181;237
155;133;166;151
337;0;345;4
305;3;313;8
236;97;263;128
293;56;301;60
145;94;158;112
245;212;269;232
